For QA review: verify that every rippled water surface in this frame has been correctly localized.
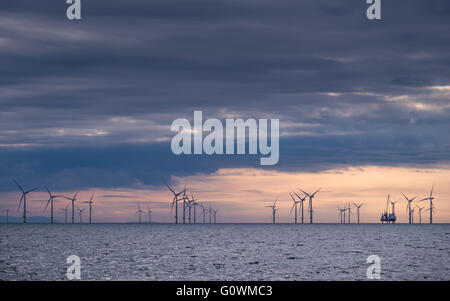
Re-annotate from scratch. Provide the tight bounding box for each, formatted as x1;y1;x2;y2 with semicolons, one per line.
0;224;449;280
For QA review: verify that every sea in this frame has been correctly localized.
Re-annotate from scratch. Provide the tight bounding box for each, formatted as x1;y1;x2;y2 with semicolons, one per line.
0;224;448;280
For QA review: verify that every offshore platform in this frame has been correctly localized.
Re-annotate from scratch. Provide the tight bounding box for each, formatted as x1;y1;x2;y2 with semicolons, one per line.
380;194;397;224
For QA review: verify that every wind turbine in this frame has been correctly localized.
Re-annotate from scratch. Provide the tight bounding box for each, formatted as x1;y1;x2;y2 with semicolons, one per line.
63;192;78;224
6;209;9;223
410;208;415;224
419;185;435;224
353;202;363;224
289;193;299;224
136;202;143;223
390;200;398;216
299;188;320;224
167;185;185;224
13;180;39;223
192;198;202;224
208;205;212;224
337;206;345;224
77;207;86;223
401;192;417;224
146;206;152;223
266;200;277;224
342;204;347;224
81;193;94;224
212;208;218;224
416;205;424;224
44;186;63;224
182;188;190;224
187;194;195;224
200;204;207;224
293;191;307;224
60;205;69;223
347;202;352;224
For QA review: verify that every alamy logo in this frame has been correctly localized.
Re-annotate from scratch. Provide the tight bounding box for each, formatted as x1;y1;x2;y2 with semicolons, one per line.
366;0;381;20
171;111;279;166
366;255;381;279
66;255;81;280
66;0;81;20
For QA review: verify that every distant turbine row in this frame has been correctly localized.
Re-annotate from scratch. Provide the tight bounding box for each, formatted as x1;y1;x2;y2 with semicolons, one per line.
167;185;218;224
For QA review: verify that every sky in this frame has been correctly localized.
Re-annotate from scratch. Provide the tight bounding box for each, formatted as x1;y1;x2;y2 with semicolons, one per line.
0;0;449;223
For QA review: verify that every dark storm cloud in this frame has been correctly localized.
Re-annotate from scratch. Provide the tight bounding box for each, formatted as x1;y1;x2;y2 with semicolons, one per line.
0;0;449;191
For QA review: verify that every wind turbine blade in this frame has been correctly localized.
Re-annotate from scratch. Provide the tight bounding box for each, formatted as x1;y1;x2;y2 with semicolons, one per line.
17;194;24;211
298;189;310;197
312;188;321;196
26;186;40;193
44;198;51;211
45;185;52;196
166;185;176;195
289;203;295;216
13;179;24;193
401;192;409;201
430;184;434;198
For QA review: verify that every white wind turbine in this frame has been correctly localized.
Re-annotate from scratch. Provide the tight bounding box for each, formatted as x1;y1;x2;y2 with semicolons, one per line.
346;202;352;224
294;191;307;224
418;185;435;224
44;186;63;224
338;206;345;224
136;202;143;223
353;202;363;224
299;188;320;224
212;208;218;224
13;180;39;223
266;200;277;224
63;192;79;224
77;207;86;223
167;185;185;224
416;205;424;224
200;204;207;224
289;193;300;224
146;206;152;223
60;205;69;223
81;193;94;224
401;192;417;224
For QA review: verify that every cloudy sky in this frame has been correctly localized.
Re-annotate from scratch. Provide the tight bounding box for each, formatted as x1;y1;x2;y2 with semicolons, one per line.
0;0;449;222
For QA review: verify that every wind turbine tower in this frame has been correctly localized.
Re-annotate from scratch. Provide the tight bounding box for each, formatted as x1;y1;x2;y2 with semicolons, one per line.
63;192;78;224
13;180;39;223
45;186;62;224
299;188;320;224
294;192;306;224
416;206;424;224
77;207;85;223
289;193;299;224
61;205;69;223
167;185;185;224
401;192;417;224
347;202;351;224
353;202;363;224
266;200;277;224
136;202;143;223
419;185;435;224
81;193;94;224
146;206;152;223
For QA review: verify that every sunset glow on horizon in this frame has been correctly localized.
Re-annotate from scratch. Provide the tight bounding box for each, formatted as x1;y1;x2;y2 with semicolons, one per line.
2;165;448;223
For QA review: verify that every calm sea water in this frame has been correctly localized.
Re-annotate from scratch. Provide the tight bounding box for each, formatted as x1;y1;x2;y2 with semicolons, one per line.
0;224;448;280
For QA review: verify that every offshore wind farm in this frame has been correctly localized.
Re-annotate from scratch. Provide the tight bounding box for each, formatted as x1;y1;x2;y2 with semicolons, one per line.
0;180;442;225
0;0;449;283
1;177;449;282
